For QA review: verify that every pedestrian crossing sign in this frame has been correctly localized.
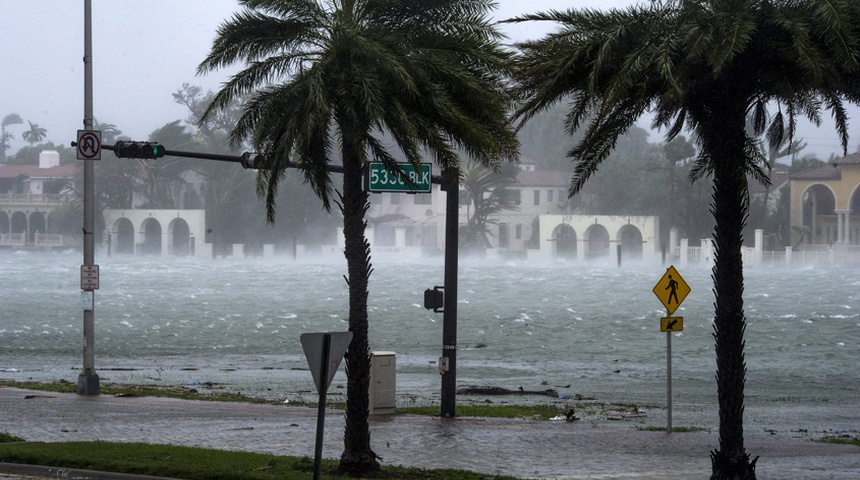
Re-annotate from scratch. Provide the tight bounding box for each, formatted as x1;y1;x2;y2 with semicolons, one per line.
653;265;690;315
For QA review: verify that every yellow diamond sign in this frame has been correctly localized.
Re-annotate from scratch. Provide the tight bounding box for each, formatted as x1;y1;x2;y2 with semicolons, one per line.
653;265;690;315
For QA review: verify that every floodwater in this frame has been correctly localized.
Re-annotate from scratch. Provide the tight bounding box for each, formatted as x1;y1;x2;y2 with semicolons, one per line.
1;249;858;437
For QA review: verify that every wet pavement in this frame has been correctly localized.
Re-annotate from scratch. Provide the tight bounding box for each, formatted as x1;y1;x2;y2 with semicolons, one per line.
0;387;858;479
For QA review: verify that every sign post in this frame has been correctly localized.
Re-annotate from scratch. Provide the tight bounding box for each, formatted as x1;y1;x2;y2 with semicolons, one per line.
77;0;100;396
300;332;352;480
652;265;690;433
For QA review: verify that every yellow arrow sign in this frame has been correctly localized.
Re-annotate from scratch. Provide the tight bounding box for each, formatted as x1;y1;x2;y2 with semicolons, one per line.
653;265;690;315
661;316;684;332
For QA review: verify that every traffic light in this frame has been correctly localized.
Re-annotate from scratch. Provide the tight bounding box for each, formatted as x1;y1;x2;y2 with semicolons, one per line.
113;141;166;159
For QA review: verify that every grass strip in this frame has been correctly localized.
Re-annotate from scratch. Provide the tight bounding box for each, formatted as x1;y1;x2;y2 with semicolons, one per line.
814;435;860;447
0;441;519;480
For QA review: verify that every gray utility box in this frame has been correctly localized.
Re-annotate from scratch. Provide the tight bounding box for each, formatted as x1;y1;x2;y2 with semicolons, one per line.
369;351;396;415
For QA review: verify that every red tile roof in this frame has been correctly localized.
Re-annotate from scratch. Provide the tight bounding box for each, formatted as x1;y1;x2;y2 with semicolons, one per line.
789;163;841;180
0;164;79;179
833;152;860;165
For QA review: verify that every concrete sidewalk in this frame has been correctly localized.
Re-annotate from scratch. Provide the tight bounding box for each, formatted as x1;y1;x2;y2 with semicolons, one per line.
0;387;857;479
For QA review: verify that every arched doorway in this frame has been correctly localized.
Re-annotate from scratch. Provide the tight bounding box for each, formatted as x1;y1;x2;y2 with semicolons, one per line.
800;184;837;245
29;212;47;243
618;224;644;260
850;185;860;244
552;223;576;259
141;218;163;255
11;211;27;236
115;218;135;254
0;212;10;235
585;224;610;259
170;218;191;256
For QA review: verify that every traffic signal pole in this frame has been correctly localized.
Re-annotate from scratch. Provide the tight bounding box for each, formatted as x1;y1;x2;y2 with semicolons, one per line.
77;0;100;395
440;172;459;418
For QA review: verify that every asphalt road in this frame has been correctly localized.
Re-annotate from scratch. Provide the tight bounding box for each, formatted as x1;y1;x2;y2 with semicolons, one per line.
0;387;857;479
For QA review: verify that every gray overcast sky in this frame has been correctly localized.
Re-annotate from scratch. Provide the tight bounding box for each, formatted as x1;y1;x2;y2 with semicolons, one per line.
0;0;854;159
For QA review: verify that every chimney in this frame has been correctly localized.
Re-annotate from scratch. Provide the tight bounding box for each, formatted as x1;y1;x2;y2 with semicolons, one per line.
39;150;60;168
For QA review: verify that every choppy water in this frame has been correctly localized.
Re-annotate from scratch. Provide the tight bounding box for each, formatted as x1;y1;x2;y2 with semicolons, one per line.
1;249;858;434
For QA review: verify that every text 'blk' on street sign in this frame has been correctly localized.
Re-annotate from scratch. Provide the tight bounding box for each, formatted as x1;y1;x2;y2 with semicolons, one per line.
366;162;431;193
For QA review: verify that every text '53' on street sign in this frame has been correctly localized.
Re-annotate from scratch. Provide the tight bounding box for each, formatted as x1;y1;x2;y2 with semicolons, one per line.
300;332;352;394
653;265;690;315
366;162;431;193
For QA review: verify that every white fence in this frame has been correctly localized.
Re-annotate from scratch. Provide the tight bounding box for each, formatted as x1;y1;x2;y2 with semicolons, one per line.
674;239;860;268
0;233;78;248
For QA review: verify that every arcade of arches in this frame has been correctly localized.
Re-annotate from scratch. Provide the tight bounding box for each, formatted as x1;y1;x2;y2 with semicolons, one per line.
537;215;660;262
102;209;206;256
0;195;63;246
790;153;860;246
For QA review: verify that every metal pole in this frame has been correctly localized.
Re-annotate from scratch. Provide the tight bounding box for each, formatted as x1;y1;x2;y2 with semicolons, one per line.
666;325;672;433
440;174;459;418
312;333;331;480
78;0;100;395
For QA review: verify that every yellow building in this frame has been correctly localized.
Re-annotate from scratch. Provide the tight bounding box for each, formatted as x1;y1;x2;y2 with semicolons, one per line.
790;153;860;245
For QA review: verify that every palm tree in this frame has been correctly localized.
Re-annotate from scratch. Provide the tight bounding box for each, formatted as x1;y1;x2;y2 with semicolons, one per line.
508;1;860;478
197;0;518;474
1;113;23;162
22;121;46;147
459;160;520;254
93;119;122;145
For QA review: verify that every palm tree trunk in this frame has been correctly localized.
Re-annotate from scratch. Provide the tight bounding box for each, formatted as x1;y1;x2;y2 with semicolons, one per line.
704;108;758;480
338;142;380;474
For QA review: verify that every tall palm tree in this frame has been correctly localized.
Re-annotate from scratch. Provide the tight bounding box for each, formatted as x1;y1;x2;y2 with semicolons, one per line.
22;121;46;147
509;1;860;478
197;0;518;474
93;119;122;145
460;160;520;254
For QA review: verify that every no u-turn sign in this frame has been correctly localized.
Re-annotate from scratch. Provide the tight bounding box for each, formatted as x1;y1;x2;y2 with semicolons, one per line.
76;130;102;160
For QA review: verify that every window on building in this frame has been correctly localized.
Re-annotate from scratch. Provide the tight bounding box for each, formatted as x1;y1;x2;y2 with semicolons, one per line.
533;190;540;206
499;223;509;248
515;224;522;240
547;189;554;203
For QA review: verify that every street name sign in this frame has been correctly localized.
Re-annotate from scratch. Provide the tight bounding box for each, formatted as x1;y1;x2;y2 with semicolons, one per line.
366;162;431;193
652;265;690;315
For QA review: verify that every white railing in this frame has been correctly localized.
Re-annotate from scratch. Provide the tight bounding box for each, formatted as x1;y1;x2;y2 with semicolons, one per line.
0;233;78;248
0;193;72;205
34;233;65;247
0;233;26;246
675;238;860;268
